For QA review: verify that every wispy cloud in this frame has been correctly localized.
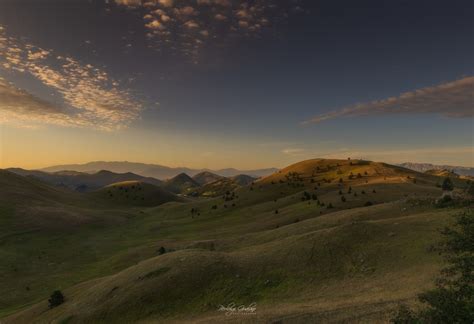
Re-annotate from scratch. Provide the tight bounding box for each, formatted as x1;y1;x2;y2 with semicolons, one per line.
0;26;141;130
281;148;306;156
114;0;305;62
303;77;474;124
0;78;75;127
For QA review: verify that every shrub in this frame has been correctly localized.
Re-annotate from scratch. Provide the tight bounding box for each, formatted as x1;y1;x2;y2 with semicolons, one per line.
466;182;474;196
327;203;333;209
48;290;65;309
364;201;373;206
158;246;166;255
442;177;454;191
435;195;454;208
341;196;346;202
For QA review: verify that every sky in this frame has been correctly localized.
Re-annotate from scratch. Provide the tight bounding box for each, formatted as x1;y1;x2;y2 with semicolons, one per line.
0;0;473;170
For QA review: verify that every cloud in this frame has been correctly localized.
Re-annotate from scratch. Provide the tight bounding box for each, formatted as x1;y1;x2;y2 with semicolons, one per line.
281;148;306;156
303;76;474;124
0;26;141;130
114;0;306;62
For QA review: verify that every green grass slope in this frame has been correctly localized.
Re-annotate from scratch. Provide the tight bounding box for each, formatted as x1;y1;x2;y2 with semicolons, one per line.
192;171;224;186
163;173;200;195
0;159;471;323
92;181;183;207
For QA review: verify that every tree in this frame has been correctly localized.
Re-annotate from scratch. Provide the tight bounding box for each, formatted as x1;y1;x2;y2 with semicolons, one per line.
48;290;65;309
442;177;454;192
391;211;474;323
467;182;474;196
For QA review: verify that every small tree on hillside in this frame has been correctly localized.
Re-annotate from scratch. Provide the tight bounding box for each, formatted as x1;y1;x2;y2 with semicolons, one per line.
442;177;454;192
48;290;65;309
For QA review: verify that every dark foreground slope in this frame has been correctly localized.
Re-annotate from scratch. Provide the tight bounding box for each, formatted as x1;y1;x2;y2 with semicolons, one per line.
1;160;471;323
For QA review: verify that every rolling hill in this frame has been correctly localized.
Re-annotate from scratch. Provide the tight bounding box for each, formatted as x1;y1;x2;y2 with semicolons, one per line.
41;161;278;179
192;171;224;185
194;174;256;197
92;181;182;207
162;173;200;195
0;159;471;323
6;168;162;192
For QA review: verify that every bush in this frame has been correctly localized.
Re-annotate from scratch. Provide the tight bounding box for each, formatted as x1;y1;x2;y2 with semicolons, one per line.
364;201;373;206
435;195;454;208
442;177;454;191
327;203;333;209
341;196;346;202
48;290;65;309
158;246;166;255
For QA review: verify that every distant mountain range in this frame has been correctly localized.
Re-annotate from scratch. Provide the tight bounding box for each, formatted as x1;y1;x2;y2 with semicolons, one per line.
41;161;278;179
398;162;474;176
6;168;259;197
7;168;162;192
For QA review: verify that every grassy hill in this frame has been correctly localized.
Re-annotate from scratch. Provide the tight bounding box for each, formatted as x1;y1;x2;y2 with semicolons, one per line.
92;181;183;207
192;171;224;185
231;174;256;186
6;168;162;192
163;173;200;195
195;174;256;197
0;159;471;323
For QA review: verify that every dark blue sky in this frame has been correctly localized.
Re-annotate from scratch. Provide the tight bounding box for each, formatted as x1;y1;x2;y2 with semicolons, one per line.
0;0;472;168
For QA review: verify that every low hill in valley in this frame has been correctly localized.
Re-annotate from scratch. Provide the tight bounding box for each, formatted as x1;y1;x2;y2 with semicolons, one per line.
6;168;162;192
162;173;200;195
93;181;182;207
192;171;223;185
